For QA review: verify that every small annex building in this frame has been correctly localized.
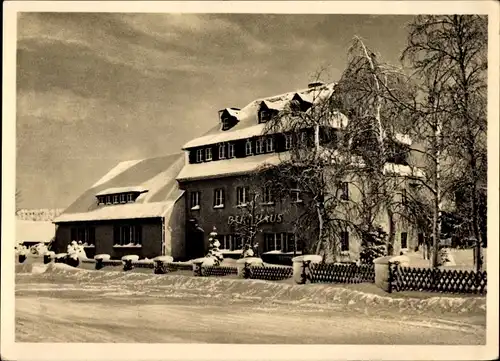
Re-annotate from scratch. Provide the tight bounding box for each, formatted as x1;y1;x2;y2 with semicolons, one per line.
53;153;186;260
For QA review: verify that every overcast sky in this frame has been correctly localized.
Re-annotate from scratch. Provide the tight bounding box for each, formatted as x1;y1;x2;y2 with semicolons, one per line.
16;13;414;209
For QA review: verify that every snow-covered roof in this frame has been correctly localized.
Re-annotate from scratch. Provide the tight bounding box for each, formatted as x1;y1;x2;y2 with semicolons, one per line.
182;83;337;149
95;186;147;196
383;163;425;178
225;108;240;117
177;152;291;182
54;153;185;223
16;220;55;242
54;201;180;223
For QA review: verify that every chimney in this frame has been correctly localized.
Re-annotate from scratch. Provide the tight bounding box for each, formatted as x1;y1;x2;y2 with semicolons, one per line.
308;81;325;88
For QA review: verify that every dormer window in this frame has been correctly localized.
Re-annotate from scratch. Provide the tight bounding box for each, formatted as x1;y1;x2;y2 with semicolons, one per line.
196;149;203;163
205;148;212;161
285;134;293;150
256;138;265;154
228;143;235;158
219;108;240;131
127;193;134;203
265;137;275;152
106;195;111;205
258;102;278;124
259;110;272;123
113;195;119;204
222;117;231;131
120;194;126;203
245;140;253;156
219;144;226;159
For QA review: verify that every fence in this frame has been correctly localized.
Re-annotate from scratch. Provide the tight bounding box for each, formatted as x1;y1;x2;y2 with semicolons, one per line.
390;264;487;295
309;263;375;284
249;266;293;281
202;266;238;277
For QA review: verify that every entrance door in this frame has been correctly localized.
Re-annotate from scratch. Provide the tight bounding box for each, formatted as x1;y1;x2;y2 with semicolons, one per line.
187;228;205;260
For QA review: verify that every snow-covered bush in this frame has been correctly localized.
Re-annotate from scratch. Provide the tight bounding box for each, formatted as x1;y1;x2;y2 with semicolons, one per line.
67;241;87;261
30;243;49;256
205;227;223;266
241;243;255;258
359;226;388;265
54;253;68;263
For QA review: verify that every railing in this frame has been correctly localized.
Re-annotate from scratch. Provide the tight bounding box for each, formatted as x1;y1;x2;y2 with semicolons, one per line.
309;263;375;284
391;264;487;294
201;266;238;277
249;266;293;281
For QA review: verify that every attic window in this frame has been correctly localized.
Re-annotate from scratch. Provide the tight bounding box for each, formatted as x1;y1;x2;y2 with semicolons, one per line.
259;110;272;123
222;117;231;131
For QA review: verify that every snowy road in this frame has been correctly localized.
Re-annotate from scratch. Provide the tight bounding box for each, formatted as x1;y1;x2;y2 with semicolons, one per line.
15;264;486;344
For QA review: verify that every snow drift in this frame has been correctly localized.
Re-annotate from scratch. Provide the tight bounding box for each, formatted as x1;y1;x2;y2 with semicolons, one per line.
16;266;486;315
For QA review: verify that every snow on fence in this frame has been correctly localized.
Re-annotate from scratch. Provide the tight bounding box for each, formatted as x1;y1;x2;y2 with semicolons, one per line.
390;265;487;295
249;265;293;281
309;263;375;284
101;259;123;267
201;266;238;277
166;263;193;272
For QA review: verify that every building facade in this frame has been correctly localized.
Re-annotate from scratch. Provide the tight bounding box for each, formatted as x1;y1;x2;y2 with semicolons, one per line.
53;153;187;260
176;82;422;262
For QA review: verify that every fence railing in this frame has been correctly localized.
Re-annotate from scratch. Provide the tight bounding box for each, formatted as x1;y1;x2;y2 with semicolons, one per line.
249;266;293;281
201;266;238;277
309;263;375;284
391;264;487;295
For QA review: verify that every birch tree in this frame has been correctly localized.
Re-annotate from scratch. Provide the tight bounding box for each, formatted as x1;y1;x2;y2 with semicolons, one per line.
401;15;488;270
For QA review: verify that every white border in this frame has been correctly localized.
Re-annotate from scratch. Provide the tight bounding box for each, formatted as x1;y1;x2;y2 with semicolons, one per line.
2;2;499;360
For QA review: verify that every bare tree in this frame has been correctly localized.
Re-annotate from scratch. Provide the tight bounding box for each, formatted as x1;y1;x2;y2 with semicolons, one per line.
401;15;488;270
331;36;418;256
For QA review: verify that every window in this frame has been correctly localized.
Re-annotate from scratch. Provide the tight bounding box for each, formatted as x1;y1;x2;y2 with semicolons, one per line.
291;182;301;203
245;140;253;156
236;187;250;206
120;194;126;203
113;225;142;246
219;234;240;250
401;232;408;249
262;187;274;204
218;144;226;159
265;137;275;152
285;134;293;150
190;191;200;210
70;226;96;245
113;195;119;204
222;117;231;131
340;232;349;251
97;197;105;205
256;138;264;154
300;130;308;145
127;193;134;203
264;233;298;252
196;149;203;163
218;234;232;250
340;182;349;201
205;147;212;161
214;188;225;208
228;143;235;158
106;195;111;205
259;109;272;123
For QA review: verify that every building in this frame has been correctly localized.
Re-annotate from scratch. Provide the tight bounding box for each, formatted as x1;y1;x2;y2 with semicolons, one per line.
16;219;55;247
53;153;186;260
53;82;423;262
176;82;422;262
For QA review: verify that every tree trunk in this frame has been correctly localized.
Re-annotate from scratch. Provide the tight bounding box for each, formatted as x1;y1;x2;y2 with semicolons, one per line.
387;207;395;256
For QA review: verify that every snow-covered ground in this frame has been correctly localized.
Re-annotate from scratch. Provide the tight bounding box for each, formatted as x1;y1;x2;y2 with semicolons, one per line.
404;248;487;270
15;261;486;344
